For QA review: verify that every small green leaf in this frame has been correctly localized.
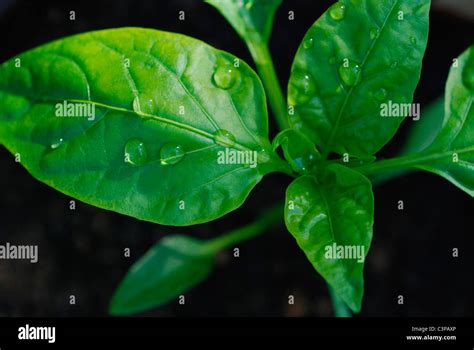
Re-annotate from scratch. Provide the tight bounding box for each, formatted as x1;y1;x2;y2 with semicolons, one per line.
205;0;282;44
0;28;283;226
109;235;215;315
414;46;474;196
272;129;320;174
288;0;431;157
285;165;374;312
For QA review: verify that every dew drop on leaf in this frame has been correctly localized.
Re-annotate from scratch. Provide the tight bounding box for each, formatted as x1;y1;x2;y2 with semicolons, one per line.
213;129;236;147
124;138;148;165
374;88;388;101
51;138;64;149
410;36;417;45
370;28;379;40
329;2;346;21
160;143;185;165
212;63;239;90
288;71;316;105
338;60;361;86
303;37;314;49
292;153;318;173
132;94;155;114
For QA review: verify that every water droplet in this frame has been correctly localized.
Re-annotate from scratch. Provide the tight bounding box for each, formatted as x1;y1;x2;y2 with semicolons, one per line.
213;129;236;147
160;143;185;165
410;36;417;44
212;63;239;90
391;62;398;69
125;139;148;165
244;0;253;10
329;2;346;21
374;88;388;101
51;138;64;149
132;94;155;114
292;153;318;173
370;28;380;40
303;37;314;49
288;71;316;105
338;60;361;86
329;57;337;65
257;149;271;164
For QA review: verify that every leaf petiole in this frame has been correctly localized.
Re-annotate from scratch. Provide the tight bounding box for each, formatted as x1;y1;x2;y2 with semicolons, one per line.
246;38;289;131
352;151;460;176
204;203;283;254
328;285;352;318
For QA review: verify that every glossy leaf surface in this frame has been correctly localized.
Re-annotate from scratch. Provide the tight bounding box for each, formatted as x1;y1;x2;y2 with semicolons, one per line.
0;28;280;225
288;0;431;157
415;46;474;196
285;165;374;312
401;97;445;155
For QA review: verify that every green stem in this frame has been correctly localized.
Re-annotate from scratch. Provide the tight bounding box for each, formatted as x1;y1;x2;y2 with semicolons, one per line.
246;39;289;131
352;151;445;176
205;203;283;253
328;285;351;317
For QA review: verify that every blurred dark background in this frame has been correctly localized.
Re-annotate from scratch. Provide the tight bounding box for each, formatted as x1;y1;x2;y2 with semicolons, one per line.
0;0;473;317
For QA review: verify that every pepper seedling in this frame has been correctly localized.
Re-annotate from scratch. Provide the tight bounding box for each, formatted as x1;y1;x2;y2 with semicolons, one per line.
0;0;472;316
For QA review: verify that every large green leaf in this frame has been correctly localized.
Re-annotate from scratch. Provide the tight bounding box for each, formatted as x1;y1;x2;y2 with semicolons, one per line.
205;0;282;44
285;165;374;312
0;28;284;225
414;46;474;196
109;235;215;315
288;0;431;157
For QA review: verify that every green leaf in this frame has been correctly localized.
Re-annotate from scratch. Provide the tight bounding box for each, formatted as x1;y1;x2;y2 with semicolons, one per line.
401;97;445;155
414;46;474;196
285;165;374;312
0;28;282;226
205;0;282;44
288;0;431;157
109;235;215;315
368;97;444;186
272;129;320;174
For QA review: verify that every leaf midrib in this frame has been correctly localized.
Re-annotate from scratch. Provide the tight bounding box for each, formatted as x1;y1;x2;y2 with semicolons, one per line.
322;0;400;158
0;89;254;153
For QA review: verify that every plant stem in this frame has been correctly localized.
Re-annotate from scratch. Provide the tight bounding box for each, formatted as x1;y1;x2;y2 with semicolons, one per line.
328;285;352;317
205;203;284;253
352;151;453;176
247;39;289;131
